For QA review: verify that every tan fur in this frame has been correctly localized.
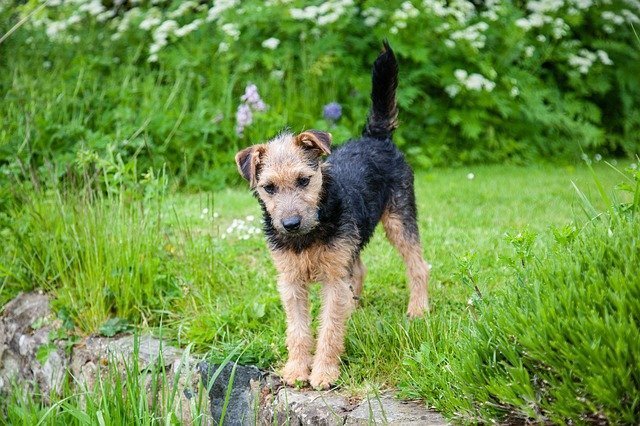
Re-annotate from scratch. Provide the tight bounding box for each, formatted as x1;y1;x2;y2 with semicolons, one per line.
278;278;313;384
381;211;430;317
271;236;358;388
351;256;365;302
252;133;327;235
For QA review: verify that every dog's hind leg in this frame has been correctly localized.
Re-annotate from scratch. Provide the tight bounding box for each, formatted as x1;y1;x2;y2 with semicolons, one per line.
382;189;430;318
350;255;366;303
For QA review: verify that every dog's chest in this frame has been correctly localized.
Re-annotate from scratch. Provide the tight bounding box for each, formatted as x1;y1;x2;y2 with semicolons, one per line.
271;238;355;283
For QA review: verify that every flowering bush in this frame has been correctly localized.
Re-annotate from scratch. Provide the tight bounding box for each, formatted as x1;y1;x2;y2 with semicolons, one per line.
0;0;638;187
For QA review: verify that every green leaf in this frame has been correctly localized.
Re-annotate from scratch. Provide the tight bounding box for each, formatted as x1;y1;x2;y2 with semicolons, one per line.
98;318;133;337
35;343;57;364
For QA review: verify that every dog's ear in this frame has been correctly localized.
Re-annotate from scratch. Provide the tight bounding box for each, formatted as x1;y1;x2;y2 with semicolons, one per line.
294;130;332;156
235;144;266;187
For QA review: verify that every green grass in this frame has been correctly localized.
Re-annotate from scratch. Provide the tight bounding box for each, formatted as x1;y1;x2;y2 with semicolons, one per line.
1;161;637;422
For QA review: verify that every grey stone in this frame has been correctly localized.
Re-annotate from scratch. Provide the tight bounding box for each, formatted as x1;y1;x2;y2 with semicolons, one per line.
346;394;447;425
0;292;67;398
260;387;448;426
199;361;263;425
261;387;353;425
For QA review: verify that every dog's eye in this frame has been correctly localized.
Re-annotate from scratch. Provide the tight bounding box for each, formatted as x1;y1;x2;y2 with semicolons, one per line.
263;183;277;195
297;176;311;188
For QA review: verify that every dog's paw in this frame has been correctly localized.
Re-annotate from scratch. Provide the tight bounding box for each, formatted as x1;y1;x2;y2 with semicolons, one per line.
407;299;429;318
281;359;310;386
309;363;340;390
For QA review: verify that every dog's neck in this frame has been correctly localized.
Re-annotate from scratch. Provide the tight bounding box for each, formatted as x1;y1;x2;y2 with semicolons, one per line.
259;168;344;253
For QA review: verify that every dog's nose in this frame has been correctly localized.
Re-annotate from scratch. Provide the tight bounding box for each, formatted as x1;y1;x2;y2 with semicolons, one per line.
282;215;302;231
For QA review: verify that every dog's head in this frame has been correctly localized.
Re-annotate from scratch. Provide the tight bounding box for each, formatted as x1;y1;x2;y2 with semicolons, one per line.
235;130;331;236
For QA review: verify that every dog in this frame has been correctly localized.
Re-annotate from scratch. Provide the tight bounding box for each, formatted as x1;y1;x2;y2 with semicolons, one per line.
234;42;430;389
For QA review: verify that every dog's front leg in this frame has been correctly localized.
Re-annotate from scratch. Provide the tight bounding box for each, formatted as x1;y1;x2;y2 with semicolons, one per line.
278;277;313;385
309;278;353;389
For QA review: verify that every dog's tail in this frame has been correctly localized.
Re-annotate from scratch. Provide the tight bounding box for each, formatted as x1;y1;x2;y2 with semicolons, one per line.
363;41;399;140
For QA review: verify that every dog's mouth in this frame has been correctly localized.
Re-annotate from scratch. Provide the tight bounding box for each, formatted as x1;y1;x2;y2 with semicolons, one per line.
280;227;309;237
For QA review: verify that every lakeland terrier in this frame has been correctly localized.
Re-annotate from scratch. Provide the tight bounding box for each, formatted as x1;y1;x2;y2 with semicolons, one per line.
234;42;430;389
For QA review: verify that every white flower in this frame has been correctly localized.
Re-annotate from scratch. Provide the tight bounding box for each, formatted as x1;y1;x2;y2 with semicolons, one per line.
45;21;67;38
574;0;593;9
218;42;230;53
79;0;105;16
444;39;455;48
270;69;285;80
67;14;82;25
213;212;220;219
568;49;597;74
445;84;460;98
465;73;486;91
261;37;280;50
510;86;520;97
481;9;498;20
221;23;240;40
602;11;625;25
594;154;602;161
525;46;535;57
140;16;161;30
454;69;468;82
467;172;475;180
169;1;197;18
174;19;202;38
596;50;613;65
207;0;239;22
246;215;255;221
401;1;420;18
515;18;531;30
622;9;640;24
202;208;209;214
363;7;383;26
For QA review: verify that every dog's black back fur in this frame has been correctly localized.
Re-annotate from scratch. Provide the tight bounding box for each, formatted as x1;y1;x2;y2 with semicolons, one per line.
264;43;417;254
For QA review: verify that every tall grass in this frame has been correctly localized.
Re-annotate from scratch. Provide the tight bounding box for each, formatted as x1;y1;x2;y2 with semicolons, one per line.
1;185;178;331
0;334;244;425
401;163;640;423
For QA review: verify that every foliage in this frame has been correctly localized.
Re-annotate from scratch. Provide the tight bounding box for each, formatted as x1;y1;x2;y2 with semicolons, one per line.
98;317;133;337
0;1;639;189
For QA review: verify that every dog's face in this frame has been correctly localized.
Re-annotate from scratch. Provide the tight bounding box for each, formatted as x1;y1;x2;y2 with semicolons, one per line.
235;131;331;236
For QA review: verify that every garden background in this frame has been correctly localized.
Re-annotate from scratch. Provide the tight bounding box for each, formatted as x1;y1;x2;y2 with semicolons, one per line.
0;0;639;424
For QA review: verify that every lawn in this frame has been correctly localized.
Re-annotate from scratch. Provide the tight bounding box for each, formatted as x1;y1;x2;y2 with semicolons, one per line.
3;160;637;423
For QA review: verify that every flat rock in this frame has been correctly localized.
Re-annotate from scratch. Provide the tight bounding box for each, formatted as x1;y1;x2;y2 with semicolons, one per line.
261;387;447;426
261;387;353;425
346;394;447;425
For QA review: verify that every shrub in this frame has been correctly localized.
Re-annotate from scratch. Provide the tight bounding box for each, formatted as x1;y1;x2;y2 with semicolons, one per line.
0;1;638;187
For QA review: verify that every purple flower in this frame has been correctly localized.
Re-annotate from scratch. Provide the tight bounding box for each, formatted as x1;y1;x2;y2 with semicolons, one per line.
235;104;253;136
241;84;267;111
236;83;268;136
323;102;342;121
